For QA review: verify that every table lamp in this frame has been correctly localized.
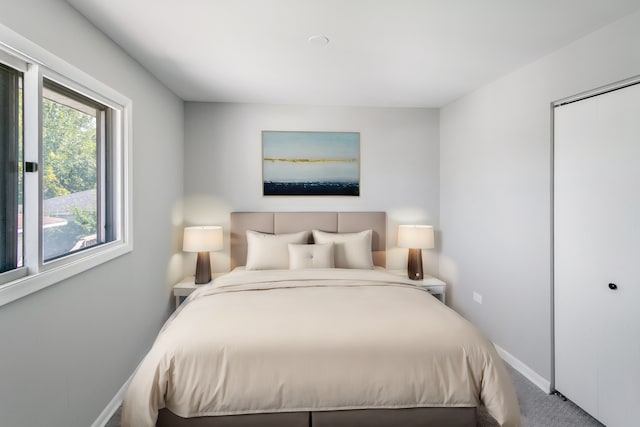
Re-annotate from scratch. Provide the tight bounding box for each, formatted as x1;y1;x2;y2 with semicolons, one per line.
183;226;223;284
398;225;434;280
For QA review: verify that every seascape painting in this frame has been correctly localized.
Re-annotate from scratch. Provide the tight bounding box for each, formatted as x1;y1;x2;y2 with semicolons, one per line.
262;131;360;196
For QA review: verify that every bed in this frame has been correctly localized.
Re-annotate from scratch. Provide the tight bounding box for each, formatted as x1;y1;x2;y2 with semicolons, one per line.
122;212;521;427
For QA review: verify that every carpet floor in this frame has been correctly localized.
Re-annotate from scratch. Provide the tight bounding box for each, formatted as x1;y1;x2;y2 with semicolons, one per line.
106;364;603;427
504;365;603;427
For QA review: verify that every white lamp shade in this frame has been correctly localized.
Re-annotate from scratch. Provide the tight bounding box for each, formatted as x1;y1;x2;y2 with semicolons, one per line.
183;226;223;252
397;225;434;249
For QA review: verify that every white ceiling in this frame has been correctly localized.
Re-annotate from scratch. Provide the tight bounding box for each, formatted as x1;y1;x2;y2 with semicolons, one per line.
65;0;640;108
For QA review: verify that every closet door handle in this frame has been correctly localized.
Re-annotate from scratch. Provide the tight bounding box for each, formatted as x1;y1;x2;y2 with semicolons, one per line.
608;283;618;290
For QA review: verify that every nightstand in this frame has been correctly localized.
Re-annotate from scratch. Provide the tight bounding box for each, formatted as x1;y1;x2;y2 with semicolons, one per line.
416;276;446;304
388;270;447;304
173;274;224;307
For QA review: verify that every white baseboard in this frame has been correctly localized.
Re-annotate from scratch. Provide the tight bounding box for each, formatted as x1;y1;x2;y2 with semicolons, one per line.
91;370;136;427
494;343;551;394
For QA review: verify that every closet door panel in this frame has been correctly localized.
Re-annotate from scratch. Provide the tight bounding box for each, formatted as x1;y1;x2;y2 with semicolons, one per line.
593;83;640;427
553;98;601;418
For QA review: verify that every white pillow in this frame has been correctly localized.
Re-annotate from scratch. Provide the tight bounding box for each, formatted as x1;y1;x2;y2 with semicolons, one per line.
311;229;374;269
245;230;309;270
288;243;335;269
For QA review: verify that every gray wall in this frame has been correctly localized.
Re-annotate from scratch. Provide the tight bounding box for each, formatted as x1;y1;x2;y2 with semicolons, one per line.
184;103;440;275
439;10;640;381
0;1;184;426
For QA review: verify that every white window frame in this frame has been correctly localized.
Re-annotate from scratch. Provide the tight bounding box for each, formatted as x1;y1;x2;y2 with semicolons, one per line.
0;24;133;307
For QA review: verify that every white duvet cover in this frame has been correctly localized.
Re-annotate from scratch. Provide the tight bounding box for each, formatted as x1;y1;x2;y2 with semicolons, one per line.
122;268;521;427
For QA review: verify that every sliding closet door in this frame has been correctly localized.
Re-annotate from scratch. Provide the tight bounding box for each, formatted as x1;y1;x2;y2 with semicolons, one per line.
554;92;601;419
554;82;640;427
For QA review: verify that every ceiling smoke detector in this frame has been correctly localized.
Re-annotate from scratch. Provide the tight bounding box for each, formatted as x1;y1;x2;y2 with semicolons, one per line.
308;35;330;46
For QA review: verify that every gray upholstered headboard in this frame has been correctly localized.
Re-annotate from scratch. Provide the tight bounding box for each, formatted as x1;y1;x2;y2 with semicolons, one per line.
230;212;387;269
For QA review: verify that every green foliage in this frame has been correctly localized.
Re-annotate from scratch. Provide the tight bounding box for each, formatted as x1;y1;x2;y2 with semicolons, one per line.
68;206;97;236
42;98;97;199
43;164;69;197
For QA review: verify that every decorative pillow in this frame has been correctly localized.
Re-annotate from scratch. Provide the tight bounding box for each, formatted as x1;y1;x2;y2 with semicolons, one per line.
288;243;335;269
311;229;374;269
245;230;309;270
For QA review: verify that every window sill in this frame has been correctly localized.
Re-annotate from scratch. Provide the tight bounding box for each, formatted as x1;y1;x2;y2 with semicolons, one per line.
0;240;132;308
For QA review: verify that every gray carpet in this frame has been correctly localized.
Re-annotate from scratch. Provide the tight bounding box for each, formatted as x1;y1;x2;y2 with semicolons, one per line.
503;365;603;427
106;365;603;427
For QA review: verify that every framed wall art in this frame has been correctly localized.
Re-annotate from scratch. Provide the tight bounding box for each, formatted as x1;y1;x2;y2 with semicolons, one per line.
262;131;360;196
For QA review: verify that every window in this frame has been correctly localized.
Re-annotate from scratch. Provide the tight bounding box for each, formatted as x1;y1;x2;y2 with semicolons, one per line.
0;35;132;305
42;80;112;261
0;64;23;275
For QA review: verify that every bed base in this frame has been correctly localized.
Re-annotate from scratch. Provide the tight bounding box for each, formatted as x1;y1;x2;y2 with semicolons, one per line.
157;407;478;427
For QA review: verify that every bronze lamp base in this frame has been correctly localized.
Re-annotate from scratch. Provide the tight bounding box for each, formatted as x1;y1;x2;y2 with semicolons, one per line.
194;251;212;284
407;248;424;280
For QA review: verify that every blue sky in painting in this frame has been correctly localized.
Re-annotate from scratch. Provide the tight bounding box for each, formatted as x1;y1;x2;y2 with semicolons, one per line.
263;131;359;160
